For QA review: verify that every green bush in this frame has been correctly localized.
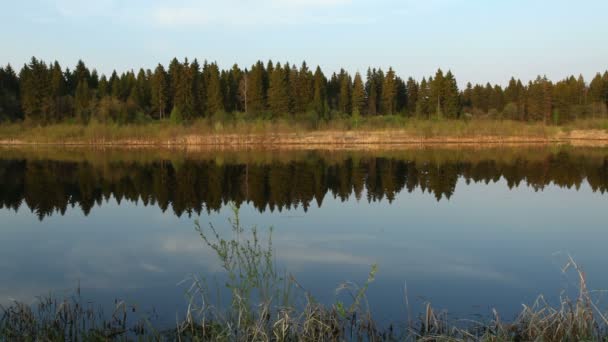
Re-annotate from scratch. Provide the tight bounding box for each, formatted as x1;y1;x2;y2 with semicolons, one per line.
169;106;183;125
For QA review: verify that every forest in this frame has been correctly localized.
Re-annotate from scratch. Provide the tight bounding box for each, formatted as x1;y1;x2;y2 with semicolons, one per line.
1;57;608;126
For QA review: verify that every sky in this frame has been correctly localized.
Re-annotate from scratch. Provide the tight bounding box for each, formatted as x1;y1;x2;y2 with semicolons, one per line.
1;0;607;86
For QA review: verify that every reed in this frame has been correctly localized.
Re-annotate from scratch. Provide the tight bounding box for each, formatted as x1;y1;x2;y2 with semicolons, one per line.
1;116;607;145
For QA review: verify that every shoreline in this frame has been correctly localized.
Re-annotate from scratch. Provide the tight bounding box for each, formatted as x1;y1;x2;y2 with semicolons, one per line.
1;129;608;149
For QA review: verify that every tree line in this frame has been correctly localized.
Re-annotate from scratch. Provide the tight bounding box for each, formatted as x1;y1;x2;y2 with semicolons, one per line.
2;150;607;220
1;57;608;125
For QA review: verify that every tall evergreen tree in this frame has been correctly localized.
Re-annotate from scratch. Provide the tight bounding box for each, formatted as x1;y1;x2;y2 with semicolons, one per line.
381;67;396;115
74;79;91;122
296;61;314;114
351;72;366;116
268;62;289;116
406;77;418;116
205;62;224;115
312;66;327;118
151;64;169;119
443;70;460;118
338;69;351;114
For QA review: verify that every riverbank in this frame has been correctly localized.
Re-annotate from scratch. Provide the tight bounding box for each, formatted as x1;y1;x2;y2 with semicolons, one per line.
1;118;608;148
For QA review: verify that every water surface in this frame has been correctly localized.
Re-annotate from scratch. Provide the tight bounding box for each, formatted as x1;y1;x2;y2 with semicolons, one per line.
1;146;607;324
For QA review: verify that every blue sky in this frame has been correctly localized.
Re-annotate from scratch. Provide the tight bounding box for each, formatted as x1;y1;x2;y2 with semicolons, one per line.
1;0;607;86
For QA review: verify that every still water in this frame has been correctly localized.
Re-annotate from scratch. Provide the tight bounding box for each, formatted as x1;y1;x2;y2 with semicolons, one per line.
1;146;607;325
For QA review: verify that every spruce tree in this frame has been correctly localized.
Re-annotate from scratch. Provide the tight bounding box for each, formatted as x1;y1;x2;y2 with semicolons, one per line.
406;77;418;116
151;64;169;119
338;69;351;114
366;68;378;116
443;70;460;118
268;62;289;117
312;66;327;119
205;62;224;115
296;61;314;113
381;67;396;115
74;79;91;122
351;72;366;116
246;61;266;115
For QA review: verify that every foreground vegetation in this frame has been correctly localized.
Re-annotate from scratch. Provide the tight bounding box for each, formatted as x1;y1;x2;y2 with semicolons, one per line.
2;207;608;341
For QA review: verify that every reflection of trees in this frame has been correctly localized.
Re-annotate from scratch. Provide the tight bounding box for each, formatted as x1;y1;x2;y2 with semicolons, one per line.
0;150;607;220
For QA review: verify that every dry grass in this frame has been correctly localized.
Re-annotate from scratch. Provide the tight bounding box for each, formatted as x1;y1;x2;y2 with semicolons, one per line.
1;117;608;146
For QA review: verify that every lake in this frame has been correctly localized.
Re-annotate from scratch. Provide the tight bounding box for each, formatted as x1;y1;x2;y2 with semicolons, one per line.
1;146;607;327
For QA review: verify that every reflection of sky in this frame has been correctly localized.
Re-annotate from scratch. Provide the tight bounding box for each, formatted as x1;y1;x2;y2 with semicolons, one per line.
1;177;607;324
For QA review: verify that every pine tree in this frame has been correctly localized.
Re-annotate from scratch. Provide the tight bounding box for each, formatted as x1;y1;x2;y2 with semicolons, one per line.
20;57;52;123
296;61;314;114
74;79;91;122
338;69;351;114
381;67;396;115
247;61;266;115
312;66;327;119
130;69;150;112
366;68;377;116
151;64;169;119
395;77;407;114
190;59;204;117
49;61;67;122
287;63;298;115
0;64;22;121
351;72;366;116
416;77;430;118
205;62;224;115
430;69;444;119
172;59;194;119
443;70;460;118
268;62;289;117
406;77;418;116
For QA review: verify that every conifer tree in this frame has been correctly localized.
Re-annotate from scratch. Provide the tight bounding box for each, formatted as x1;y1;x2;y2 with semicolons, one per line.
312;66;327;118
351;72;366;116
205;62;224;115
19;57;52;123
0;64;22;121
338;69;351;114
74;79;91;122
381;67;396;115
151;64;169;119
443;70;460;118
246;61;266;115
190;59;204;117
406;77;418;116
395;77;407;114
366;68;378;116
416;77;430;118
296;61;314;113
268;62;289;116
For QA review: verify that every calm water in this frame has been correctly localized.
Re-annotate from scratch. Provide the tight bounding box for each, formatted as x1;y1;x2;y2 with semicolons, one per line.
1;146;608;325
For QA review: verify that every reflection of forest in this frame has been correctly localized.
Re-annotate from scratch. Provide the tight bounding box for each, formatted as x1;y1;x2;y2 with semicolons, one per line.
1;147;607;220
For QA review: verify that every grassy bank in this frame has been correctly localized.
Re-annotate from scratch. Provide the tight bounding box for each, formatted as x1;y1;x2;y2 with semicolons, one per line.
2;207;608;341
1;117;608;146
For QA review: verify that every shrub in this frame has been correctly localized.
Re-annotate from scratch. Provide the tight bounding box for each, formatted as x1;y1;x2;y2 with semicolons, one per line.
169;106;183;125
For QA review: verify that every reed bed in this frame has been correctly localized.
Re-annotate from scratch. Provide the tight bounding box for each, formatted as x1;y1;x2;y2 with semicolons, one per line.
1;117;607;145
